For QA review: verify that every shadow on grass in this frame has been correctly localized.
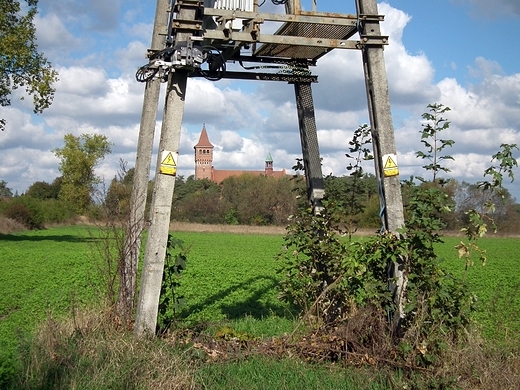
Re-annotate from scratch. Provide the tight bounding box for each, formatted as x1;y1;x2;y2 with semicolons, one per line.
0;233;97;243
182;275;297;321
0;229;109;242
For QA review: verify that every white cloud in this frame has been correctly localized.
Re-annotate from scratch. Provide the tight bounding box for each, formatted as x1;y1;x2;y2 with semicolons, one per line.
54;66;110;96
452;0;520;18
34;13;82;54
122;22;153;41
39;0;122;32
379;3;439;107
437;78;496;129
114;41;150;76
2;0;520;201
216;130;244;151
41;67;144;129
0;108;59;151
468;57;504;79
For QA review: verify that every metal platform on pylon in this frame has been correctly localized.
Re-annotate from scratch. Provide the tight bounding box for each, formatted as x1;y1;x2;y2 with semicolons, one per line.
200;8;366;64
253;18;359;61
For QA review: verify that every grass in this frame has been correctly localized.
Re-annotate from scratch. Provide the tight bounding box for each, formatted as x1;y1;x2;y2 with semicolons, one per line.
435;236;520;339
0;226;99;370
171;232;293;332
196;355;394;389
1;226;520;388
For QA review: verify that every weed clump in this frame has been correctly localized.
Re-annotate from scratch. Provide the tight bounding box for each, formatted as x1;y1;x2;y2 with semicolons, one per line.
7;311;193;390
0;217;26;234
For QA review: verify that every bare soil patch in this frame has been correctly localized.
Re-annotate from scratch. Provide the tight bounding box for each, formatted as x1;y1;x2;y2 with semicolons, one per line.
169;222;287;235
168;222;381;236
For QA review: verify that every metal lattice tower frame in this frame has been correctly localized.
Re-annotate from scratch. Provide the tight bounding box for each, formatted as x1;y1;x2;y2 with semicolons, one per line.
132;0;405;335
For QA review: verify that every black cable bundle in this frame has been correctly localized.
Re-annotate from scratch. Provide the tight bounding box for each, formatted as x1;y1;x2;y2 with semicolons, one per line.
200;46;226;81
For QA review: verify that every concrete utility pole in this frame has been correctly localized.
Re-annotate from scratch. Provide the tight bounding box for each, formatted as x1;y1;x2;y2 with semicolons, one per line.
135;2;197;336
119;0;169;319
357;0;406;329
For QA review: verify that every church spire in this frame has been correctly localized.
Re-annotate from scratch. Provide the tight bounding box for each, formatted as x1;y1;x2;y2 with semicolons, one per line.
194;123;213;148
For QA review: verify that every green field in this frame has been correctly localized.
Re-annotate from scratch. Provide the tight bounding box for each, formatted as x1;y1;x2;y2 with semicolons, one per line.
0;227;96;347
435;236;520;338
1;226;519;388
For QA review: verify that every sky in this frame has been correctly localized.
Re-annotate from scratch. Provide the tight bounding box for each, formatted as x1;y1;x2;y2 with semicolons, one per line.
2;0;520;201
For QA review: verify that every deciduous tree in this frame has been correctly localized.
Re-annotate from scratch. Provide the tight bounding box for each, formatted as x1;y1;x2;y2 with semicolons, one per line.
25;177;61;199
53;134;112;213
0;180;13;197
0;0;58;131
416;103;454;183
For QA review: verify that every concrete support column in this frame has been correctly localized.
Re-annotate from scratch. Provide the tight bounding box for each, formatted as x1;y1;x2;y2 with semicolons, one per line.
135;1;196;336
121;0;169;319
358;0;406;331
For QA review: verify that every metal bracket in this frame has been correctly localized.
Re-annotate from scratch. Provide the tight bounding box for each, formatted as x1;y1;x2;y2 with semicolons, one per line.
357;13;385;22
170;18;204;31
242;18;262;40
174;0;203;10
171;40;204;69
356;35;389;48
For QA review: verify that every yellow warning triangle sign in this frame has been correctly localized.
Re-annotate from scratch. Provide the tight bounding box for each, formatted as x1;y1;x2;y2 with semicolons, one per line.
384;156;397;169
161;152;176;167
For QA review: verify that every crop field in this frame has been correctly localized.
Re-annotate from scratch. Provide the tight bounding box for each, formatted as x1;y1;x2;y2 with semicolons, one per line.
435;236;520;339
1;225;519;386
0;227;98;367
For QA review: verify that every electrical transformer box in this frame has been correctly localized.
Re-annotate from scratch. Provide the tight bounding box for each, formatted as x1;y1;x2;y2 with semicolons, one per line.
204;0;254;11
204;0;254;30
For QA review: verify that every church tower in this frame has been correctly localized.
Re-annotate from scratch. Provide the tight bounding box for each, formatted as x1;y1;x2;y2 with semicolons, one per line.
265;152;274;176
194;124;214;180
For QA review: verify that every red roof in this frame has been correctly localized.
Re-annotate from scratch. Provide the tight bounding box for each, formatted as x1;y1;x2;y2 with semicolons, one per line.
194;125;213;148
212;169;287;183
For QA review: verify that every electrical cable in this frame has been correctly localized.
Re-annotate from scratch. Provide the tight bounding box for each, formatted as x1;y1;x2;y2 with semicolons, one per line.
200;46;226;81
135;64;158;83
378;176;386;234
271;0;288;5
239;61;284;71
135;45;175;83
239;61;311;76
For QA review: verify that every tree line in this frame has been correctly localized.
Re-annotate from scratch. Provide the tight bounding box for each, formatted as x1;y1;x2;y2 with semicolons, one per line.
1;104;520;232
2;164;519;233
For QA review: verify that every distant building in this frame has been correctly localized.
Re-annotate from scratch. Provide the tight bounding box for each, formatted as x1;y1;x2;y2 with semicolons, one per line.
194;124;287;183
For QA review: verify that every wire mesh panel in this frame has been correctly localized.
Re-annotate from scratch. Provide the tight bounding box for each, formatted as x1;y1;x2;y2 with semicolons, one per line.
255;22;357;60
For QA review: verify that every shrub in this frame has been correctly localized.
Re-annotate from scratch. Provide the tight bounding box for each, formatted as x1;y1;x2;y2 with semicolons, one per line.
3;198;44;229
39;199;74;224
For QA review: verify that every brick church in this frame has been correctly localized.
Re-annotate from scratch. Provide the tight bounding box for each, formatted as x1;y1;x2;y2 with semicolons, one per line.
194;125;287;183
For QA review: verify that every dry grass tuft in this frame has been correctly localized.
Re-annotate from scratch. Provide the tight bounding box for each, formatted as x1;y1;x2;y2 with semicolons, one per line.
0;217;26;234
439;330;520;390
12;310;195;390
